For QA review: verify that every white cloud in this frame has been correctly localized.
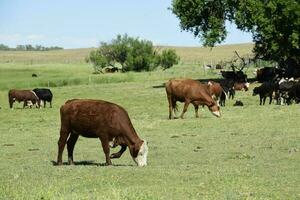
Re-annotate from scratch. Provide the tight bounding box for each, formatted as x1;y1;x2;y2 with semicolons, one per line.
0;34;22;42
26;34;46;40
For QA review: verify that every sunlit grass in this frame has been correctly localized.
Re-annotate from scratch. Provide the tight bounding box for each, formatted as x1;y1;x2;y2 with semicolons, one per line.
0;44;299;199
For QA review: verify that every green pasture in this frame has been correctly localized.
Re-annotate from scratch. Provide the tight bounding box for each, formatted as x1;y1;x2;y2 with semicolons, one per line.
0;44;299;199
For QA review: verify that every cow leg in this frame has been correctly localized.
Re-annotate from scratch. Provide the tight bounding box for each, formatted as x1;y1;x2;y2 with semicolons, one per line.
180;100;190;119
259;95;262;105
50;101;52;108
263;97;267;105
23;101;26;108
43;100;46;108
167;95;173;119
269;95;273;104
99;137;112;165
193;104;199;118
57;127;70;165
110;145;127;159
67;133;79;165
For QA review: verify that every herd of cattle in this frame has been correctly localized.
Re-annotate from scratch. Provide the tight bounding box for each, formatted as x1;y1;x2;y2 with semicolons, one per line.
253;67;300;105
3;66;300;167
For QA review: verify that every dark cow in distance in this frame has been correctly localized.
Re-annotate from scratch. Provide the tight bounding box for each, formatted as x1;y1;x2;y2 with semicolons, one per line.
255;67;278;83
221;70;247;83
8;89;40;109
57;99;148;167
287;82;300;104
165;79;221;119
252;82;276;105
33;88;53;108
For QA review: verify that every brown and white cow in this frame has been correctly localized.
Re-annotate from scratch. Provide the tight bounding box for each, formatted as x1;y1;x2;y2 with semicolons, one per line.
8;89;40;109
57;99;148;167
165;79;221;119
207;81;227;106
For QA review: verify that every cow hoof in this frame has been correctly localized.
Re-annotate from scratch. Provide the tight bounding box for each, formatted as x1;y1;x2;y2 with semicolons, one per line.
68;161;74;165
57;162;63;166
105;162;112;166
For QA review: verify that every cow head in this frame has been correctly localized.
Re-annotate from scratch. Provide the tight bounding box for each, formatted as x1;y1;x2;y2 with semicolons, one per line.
131;140;148;167
252;87;259;96
208;101;221;117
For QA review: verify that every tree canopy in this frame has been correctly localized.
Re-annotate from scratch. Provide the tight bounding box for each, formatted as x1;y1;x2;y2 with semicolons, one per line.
171;0;300;69
88;34;180;73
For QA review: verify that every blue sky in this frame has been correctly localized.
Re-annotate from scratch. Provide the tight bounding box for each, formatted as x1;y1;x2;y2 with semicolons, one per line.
0;0;253;49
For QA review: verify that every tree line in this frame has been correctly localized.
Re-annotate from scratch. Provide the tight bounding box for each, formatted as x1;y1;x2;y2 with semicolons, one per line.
0;44;63;51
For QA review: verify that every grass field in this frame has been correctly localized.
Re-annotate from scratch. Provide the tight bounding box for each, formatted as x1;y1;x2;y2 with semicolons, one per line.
0;44;299;199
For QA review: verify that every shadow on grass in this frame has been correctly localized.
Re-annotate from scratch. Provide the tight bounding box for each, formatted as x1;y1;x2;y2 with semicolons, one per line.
50;160;134;167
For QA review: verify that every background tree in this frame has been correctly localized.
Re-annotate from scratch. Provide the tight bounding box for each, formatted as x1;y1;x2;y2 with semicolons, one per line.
171;0;300;69
88;34;180;73
160;49;180;70
0;44;10;50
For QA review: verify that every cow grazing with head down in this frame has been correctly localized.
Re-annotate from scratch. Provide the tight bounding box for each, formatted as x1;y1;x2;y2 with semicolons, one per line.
33;88;53;108
207;81;227;106
165;79;221;119
8;89;40;109
57;99;148;167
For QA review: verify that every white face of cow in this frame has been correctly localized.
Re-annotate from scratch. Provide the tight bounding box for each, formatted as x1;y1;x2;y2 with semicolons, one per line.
212;110;221;117
133;140;148;167
245;82;250;89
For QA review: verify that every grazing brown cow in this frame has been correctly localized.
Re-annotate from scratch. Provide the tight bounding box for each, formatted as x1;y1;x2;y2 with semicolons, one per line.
57;99;148;167
165;79;221;119
233;82;249;91
8;89;40;109
207;81;227;106
227;82;249;99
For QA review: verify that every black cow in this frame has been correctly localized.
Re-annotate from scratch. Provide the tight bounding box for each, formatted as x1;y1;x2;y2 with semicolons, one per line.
33;88;53;108
275;79;297;105
287;82;300;104
221;71;247;82
253;82;276;105
256;67;276;82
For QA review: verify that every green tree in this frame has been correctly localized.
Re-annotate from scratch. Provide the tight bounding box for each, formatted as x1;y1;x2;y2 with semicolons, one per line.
0;44;10;50
87;34;180;73
160;49;180;70
171;0;300;68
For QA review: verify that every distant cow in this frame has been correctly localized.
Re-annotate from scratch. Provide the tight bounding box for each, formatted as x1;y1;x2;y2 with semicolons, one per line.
165;79;220;119
32;73;38;77
275;79;297;105
252;82;276;105
207;81;227;106
221;71;247;82
33;88;53;108
8;89;40;109
57;99;148;166
255;67;278;82
287;82;300;104
104;67;119;73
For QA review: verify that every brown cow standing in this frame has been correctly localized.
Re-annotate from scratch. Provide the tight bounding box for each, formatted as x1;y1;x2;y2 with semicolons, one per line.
207;81;227;106
165;79;221;119
57;99;148;167
8;89;40;109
